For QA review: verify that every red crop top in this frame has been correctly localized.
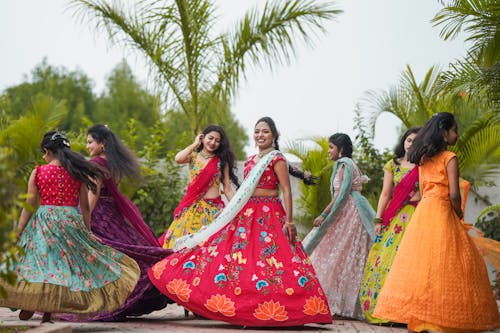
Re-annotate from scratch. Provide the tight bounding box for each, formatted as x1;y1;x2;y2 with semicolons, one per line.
35;164;81;206
243;153;286;190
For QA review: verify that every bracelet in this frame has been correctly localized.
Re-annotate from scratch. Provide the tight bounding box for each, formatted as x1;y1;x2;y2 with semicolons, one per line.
285;222;295;226
320;211;328;219
373;217;383;224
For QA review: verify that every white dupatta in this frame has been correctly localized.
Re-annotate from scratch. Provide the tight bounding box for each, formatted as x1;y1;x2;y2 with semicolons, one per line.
173;150;280;252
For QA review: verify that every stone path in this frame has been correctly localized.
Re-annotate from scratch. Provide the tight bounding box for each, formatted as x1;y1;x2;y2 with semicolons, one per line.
0;304;408;333
1;304;499;333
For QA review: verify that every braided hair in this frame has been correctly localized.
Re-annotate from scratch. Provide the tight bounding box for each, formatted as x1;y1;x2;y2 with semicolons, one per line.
255;117;317;185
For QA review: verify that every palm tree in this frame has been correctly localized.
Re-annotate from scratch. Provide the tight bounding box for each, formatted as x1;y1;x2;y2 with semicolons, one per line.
363;65;442;135
70;0;341;134
432;0;500;106
363;65;500;201
286;136;332;231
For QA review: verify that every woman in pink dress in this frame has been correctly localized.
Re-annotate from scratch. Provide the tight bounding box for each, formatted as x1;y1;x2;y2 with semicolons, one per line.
303;133;375;320
148;117;331;327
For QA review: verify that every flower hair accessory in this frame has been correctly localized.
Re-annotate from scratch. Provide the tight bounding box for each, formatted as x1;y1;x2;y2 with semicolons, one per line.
51;132;70;148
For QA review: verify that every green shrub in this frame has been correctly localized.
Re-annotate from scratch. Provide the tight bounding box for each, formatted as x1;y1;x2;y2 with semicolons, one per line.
0;148;24;298
475;204;500;242
132;155;184;236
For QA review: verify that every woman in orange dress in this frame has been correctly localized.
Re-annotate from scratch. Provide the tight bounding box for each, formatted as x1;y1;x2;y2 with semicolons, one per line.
373;112;500;332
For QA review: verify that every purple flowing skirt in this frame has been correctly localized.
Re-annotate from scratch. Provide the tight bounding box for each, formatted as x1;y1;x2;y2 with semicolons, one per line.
87;196;172;321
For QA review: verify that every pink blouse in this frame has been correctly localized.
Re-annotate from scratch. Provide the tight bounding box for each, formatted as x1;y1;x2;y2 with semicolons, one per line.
243;153;286;190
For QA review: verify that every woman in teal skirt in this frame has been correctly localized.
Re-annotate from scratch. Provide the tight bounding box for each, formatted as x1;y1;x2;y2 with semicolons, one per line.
0;131;140;323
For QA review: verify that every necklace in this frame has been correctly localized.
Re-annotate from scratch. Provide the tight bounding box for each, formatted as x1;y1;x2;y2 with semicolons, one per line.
199;150;215;159
258;147;275;158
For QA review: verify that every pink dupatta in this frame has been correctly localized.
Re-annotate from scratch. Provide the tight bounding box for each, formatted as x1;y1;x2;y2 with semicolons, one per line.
381;166;419;227
91;156;160;246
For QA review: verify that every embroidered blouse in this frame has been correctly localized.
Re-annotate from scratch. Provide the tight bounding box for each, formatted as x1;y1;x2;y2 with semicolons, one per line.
35;164;81;206
190;152;221;187
244;152;286;190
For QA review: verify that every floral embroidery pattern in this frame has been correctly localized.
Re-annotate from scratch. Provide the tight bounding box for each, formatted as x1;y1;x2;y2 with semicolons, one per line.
192;277;200;286
204;294;236;317
303;296;329;316
148;169;332;326
152;260;166;280
166;279;192;302
253;300;288;321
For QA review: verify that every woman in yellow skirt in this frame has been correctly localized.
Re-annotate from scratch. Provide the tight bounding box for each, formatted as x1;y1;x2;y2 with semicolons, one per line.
158;125;239;249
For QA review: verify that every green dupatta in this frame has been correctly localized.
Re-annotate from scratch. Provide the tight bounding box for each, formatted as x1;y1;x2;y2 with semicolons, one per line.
303;157;375;255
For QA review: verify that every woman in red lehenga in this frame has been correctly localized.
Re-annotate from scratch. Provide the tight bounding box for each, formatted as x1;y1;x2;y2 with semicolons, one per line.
148;117;332;327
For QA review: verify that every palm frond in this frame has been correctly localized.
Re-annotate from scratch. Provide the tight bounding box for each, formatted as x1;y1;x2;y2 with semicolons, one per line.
284;136;333;230
70;0;188;110
362;65;442;136
0;94;67;178
432;0;500;66
214;0;341;98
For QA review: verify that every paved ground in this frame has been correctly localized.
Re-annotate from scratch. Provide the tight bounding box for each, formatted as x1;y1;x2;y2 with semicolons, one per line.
1;304;499;333
0;304;409;333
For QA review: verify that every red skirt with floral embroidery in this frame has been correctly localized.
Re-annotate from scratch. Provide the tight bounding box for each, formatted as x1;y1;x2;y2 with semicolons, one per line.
148;196;332;326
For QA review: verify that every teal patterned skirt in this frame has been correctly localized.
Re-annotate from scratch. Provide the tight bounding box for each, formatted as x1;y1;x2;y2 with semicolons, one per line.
0;205;139;313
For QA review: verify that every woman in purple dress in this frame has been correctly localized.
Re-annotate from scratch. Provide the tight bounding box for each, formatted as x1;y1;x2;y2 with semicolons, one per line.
83;124;172;321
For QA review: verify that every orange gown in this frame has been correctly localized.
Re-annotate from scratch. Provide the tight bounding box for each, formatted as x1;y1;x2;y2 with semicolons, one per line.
373;151;500;332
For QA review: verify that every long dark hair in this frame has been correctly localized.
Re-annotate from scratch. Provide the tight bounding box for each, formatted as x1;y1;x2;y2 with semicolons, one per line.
408;112;456;165
255;116;317;185
328;133;353;158
393;127;421;164
87;124;141;181
40;131;104;193
197;125;239;188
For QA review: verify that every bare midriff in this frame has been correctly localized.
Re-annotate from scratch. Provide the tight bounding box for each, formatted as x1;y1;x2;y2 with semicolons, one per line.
252;188;279;197
204;184;222;200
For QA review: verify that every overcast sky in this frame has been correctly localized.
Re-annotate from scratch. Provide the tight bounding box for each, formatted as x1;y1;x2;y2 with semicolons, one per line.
0;0;466;155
